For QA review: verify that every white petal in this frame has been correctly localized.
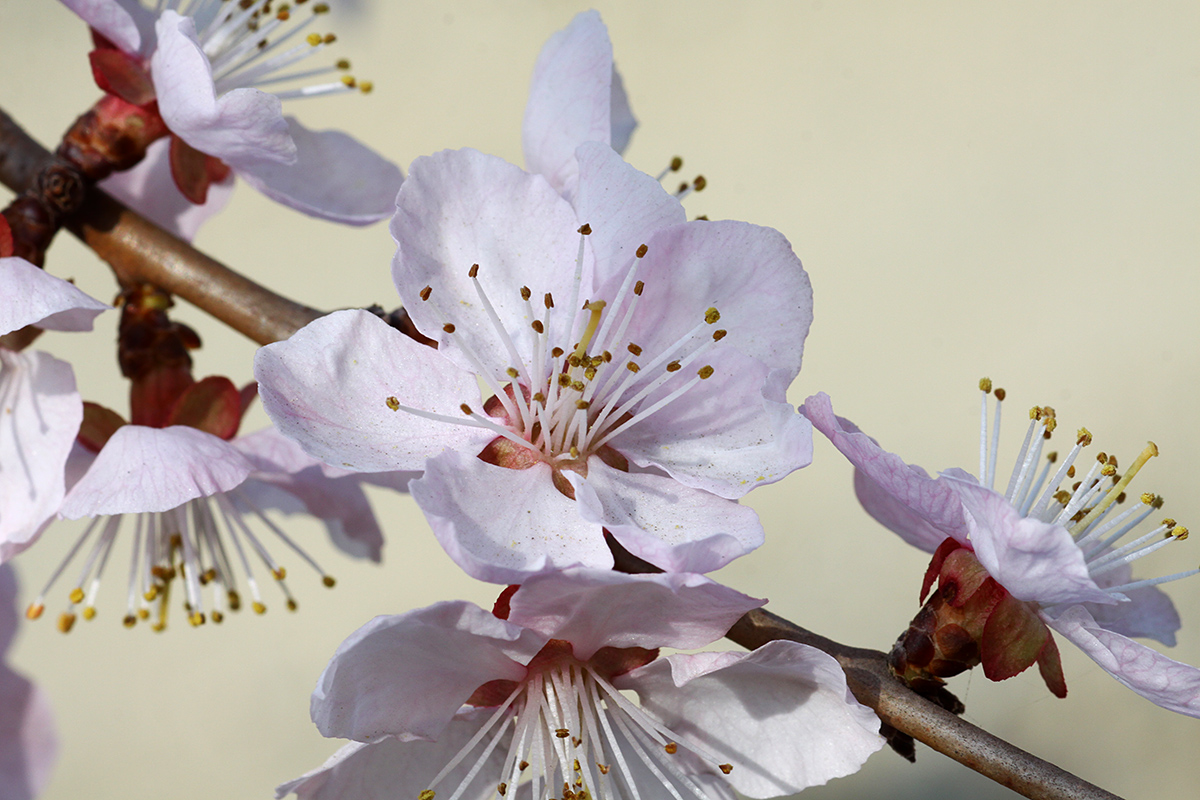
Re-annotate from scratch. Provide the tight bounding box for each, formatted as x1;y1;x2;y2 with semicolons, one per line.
0;258;109;336
618;642;884;796
61;0;147;55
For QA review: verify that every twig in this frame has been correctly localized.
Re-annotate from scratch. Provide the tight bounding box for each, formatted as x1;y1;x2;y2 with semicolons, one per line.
0;106;322;345
725;609;1123;800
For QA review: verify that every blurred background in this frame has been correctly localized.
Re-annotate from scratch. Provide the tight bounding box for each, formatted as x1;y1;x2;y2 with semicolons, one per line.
1;1;1197;798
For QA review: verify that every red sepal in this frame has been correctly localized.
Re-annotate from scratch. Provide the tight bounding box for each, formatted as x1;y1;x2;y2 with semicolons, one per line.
169;136;215;204
166;375;243;439
921;536;962;602
88;48;155;106
980;591;1053;682
0;216;13;258
1036;630;1068;698
492;584;519;619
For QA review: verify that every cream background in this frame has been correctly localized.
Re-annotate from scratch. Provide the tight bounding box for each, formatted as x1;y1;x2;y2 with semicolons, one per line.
1;1;1198;798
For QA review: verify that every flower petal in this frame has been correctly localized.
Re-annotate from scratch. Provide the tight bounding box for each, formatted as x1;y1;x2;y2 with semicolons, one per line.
411;449;611;584
311;602;544;742
802;392;967;551
0;351;82;560
620;219;812;380
1044;605;1200;717
943;475;1113;606
98;138;234;241
507;569;763;660
151;11;295;169
236;117;403;225
615;354;812;499
59;425;254;518
255;309;493;472
390;148;589;376
618;641;884;796
568;461;765;573
1083;560;1181;646
0;258;109;335
522;10;620;195
609;67;636;155
277;712;508;800
61;0;146;55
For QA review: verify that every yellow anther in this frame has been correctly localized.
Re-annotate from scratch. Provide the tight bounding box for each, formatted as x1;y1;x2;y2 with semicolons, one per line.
598;764;610;774
693;175;707;191
1171;526;1189;540
979;377;992;393
212;611;224;624
575;399;590;410
570;380;585;392
82;606;96;621
306;32;322;46
386;396;400;411
1140;492;1156;505
228;590;242;611
697;365;715;379
1029;406;1041;420
573;759;581;772
273;567;287;580
336;58;350;69
506;367;520;379
137;608;150;620
253;602;267;615
1077;428;1092;446
1101;464;1116;477
313;2;330;12
25;603;44;620
340;75;356;88
57;613;76;633
704;307;720;324
358;81;373;94
419;791;436;800
532;392;546;404
323;575;336;588
69;587;84;604
189;611;205;627
584;366;597;380
664;742;679;754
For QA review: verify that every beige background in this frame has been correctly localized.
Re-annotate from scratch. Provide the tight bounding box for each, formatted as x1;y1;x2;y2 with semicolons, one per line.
1;1;1198;798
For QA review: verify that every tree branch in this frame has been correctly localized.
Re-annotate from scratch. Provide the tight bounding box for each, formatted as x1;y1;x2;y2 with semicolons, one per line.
725;609;1123;800
0;106;322;345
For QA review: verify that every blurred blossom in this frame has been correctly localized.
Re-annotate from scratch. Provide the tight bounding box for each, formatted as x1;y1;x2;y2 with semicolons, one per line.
277;569;883;800
803;387;1200;716
61;0;402;236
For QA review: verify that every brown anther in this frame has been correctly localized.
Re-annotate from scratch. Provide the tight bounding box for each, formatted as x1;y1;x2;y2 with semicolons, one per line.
1162;518;1177;529
1152;495;1165;509
719;764;733;774
519;761;530;771
697;365;715;379
385;396;400;411
627;343;643;356
712;329;727;341
556;728;571;739
1172;526;1189;540
460;403;473;415
419;286;432;301
576;400;591;410
1030;406;1041;420
578;224;592;235
692;175;706;191
1047;451;1058;463
636;244;649;258
1116;492;1127;504
559;374;572;387
520;286;532;301
627;362;640;373
1077;428;1093;446
634;280;645;296
584;366;597;380
323;575;336;588
1107;454;1118;467
533;392;547;404
1067;466;1076;478
123;614;136;628
1097;452;1108;464
570;380;585;392
667;361;682;372
551;347;565;358
468;263;479;278
670;156;683;171
597;764;610;775
994;387;1006;401
664;742;679;754
677;181;689;193
25;603;44;621
443;323;456;334
58;613;76;633
979;377;993;393
323;33;336;44
545;293;555;309
568;354;583;368
497;784;507;796
532;320;545;333
602;351;613;362
336;58;350;69
506;367;520;379
287;599;298;612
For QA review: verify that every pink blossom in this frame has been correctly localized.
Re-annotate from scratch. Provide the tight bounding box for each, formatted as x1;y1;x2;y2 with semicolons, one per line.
0;565;57;800
277;569;883;800
60;0;402;236
802;389;1200;716
0;258;109;563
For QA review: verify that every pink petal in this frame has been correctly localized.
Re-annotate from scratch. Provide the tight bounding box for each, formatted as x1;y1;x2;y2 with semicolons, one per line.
151;12;295;169
411;449;611;584
568;461;765;574
801;392;967;551
507;568;763;660
98;138;234;240
1044;605;1200;717
61;0;147;55
944;476;1113;606
1084;560;1180;646
390;148;589;377
0;258;109;335
614;355;812;499
619;220;812;380
609;68;636;154
255;310;493;473
522;11;621;195
618;641;884;796
572;142;685;283
311;602;544;742
0;351;82;560
277;711;508;800
236;117;403;225
59;425;254;518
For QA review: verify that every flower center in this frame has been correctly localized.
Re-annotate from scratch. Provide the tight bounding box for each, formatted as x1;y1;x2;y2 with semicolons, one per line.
422;640;733;800
25;488;335;633
976;378;1196;603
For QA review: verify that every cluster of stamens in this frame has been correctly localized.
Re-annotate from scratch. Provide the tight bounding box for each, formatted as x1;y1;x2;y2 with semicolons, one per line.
420;653;732;800
977;378;1196;603
390;224;727;471
178;0;373;100
25;489;334;633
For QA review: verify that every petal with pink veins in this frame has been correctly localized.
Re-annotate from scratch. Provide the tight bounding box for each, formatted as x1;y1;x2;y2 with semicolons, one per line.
1044;605;1200;717
522;10;627;196
1083;561;1181;646
944;475;1113;606
311;602;544;742
0;257;109;335
98;138;234;241
61;0;148;55
802;392;967;551
507;568;763;660
0;351;82;561
255;310;493;473
236;117;403;225
568;460;764;573
614;354;811;499
151;12;295;170
411;449;611;584
390;148;590;376
59;425;254;518
617;641;884;796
